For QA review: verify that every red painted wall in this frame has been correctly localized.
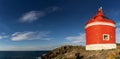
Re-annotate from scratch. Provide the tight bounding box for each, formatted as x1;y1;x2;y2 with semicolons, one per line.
86;25;116;45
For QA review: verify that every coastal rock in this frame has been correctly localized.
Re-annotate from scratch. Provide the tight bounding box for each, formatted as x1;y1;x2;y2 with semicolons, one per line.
42;45;120;59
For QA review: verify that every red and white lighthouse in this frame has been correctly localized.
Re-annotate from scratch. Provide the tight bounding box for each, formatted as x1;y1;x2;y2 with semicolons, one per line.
85;7;116;50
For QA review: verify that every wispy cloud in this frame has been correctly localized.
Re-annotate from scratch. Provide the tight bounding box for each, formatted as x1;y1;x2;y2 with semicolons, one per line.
11;31;51;41
116;22;120;26
20;6;61;23
20;11;46;23
0;33;9;39
116;22;120;43
105;22;120;43
0;35;8;39
65;33;85;45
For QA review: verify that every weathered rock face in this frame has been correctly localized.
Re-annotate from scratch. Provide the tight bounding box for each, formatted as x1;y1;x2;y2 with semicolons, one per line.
42;45;120;59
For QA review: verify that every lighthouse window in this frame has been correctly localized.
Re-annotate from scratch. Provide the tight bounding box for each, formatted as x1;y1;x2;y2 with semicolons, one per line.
103;34;109;40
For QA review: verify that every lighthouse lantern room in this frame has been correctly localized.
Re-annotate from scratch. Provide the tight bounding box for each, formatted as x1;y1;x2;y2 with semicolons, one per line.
85;7;116;50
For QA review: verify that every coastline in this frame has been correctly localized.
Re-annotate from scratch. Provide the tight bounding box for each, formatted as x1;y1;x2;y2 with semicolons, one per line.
42;45;120;59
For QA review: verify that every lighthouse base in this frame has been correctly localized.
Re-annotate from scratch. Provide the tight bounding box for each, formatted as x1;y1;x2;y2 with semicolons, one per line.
86;44;116;50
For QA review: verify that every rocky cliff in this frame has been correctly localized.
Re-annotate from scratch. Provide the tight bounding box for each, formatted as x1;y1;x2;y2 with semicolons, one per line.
42;45;120;59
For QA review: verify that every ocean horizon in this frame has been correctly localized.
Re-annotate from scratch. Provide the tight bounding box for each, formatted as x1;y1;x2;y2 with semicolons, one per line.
0;51;50;59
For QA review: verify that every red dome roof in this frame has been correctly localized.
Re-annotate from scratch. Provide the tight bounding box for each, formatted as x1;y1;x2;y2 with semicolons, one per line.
86;7;116;25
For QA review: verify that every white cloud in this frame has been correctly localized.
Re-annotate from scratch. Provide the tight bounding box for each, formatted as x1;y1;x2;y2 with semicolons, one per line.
20;11;46;23
0;32;9;39
117;22;120;27
20;6;61;23
116;23;120;43
0;35;8;39
11;31;51;41
116;28;120;42
65;33;85;45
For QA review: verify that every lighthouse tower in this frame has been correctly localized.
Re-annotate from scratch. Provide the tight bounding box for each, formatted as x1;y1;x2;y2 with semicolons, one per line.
85;7;116;50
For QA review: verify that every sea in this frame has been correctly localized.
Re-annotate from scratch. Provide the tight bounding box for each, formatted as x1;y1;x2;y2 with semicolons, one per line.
0;51;50;59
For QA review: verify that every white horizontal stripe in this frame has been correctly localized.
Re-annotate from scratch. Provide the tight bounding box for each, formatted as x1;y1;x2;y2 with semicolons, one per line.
85;22;116;29
86;44;116;50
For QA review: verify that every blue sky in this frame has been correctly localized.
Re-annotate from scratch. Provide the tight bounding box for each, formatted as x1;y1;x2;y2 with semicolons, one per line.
0;0;120;51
